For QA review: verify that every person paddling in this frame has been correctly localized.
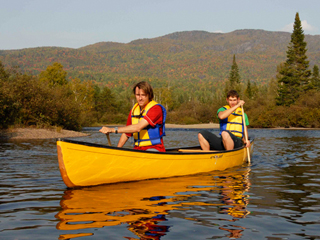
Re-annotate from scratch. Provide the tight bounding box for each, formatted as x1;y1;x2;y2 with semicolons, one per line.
198;90;250;151
100;81;167;152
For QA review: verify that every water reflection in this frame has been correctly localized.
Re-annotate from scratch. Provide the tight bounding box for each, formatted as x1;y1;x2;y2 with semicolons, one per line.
217;171;250;239
56;167;251;239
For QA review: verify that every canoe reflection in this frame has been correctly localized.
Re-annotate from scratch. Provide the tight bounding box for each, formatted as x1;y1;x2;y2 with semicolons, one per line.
217;170;251;239
56;168;250;239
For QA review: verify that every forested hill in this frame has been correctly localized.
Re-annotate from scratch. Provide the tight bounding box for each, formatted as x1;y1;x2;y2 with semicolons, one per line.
1;29;320;89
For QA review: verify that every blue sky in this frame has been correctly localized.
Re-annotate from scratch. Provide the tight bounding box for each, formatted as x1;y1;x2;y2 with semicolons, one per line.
1;0;319;50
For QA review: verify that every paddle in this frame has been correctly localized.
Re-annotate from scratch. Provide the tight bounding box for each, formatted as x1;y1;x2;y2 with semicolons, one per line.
241;105;251;163
106;133;112;146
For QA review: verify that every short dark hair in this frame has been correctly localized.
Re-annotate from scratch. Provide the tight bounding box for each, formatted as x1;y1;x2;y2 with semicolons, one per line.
133;81;154;101
227;90;239;99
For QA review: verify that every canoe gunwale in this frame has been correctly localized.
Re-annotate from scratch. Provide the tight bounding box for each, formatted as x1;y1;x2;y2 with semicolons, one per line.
57;137;254;155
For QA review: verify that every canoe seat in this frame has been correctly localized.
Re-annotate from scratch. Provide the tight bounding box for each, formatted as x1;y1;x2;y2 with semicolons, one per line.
178;149;219;153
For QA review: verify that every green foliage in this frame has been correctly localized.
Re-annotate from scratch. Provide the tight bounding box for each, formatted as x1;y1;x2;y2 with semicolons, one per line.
1;58;320;129
100;113;128;124
167;100;218;124
230;55;241;87
154;86;174;111
276;13;312;106
93;86;116;122
69;78;96;126
0;63;82;130
311;65;320;90
225;54;241;94
0;61;9;81
39;62;68;87
49;85;82;130
0;62;19;128
244;79;259;100
276;63;299;106
266;78;278;105
248;90;320;128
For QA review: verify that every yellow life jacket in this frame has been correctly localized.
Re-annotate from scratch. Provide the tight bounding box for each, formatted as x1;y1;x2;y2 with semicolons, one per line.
131;100;166;147
219;105;244;138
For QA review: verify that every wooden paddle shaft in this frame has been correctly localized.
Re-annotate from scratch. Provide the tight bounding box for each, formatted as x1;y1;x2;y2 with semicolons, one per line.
106;134;112;146
241;105;251;163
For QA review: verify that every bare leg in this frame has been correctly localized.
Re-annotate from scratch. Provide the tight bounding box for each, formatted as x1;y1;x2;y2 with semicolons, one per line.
221;131;234;150
198;133;210;150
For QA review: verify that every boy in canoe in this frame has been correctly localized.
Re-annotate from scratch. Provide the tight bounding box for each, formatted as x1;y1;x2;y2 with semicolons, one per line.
198;90;250;151
100;81;167;152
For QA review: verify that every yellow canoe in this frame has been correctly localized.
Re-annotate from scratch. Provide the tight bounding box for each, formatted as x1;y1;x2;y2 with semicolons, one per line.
57;138;254;188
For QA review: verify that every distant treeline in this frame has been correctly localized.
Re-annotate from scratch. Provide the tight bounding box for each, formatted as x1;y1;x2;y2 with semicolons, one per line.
1;59;320;130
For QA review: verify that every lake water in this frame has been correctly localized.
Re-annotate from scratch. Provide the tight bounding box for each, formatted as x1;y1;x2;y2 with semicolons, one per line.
1;128;320;239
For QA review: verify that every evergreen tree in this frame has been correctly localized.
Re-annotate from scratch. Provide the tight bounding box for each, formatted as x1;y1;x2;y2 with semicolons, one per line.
311;65;320;90
245;79;259;100
267;78;278;104
245;79;253;99
226;54;241;94
276;12;311;106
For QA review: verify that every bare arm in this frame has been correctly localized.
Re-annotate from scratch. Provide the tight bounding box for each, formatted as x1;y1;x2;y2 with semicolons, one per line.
99;119;150;147
218;100;245;120
117;133;129;148
99;118;149;134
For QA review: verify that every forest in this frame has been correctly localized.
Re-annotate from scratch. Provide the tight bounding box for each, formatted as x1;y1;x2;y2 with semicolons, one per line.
1;13;320;130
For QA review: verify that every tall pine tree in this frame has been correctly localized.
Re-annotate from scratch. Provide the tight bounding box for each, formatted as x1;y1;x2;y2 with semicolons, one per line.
245;79;253;99
311;65;320;90
276;12;311;106
226;54;241;94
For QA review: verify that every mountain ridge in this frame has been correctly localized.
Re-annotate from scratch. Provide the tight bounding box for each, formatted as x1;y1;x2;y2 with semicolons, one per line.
1;29;320;88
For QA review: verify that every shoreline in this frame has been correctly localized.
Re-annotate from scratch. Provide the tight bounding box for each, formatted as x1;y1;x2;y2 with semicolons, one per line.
0;128;89;140
0;124;317;140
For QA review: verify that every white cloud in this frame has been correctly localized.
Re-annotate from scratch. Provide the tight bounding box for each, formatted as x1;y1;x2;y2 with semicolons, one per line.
301;20;317;32
281;23;293;32
281;20;318;33
213;30;224;33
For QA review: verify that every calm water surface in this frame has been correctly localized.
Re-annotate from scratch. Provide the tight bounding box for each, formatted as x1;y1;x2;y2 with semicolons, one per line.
1;128;320;239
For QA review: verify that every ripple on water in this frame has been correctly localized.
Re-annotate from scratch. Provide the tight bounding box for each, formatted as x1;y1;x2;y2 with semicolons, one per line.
1;129;320;239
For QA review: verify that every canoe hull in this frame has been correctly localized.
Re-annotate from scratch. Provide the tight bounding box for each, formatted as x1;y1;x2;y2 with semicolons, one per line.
57;139;254;187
